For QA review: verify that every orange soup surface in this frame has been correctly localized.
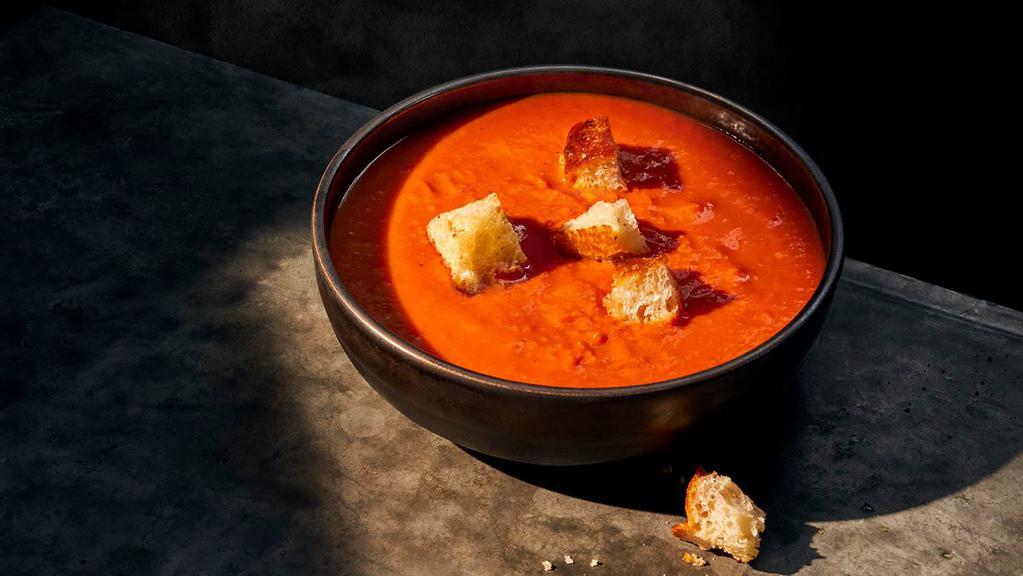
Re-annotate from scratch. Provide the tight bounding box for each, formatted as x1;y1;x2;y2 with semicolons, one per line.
330;93;825;388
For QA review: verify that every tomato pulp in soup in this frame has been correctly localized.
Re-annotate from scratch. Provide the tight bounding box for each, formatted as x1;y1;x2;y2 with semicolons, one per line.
330;93;825;388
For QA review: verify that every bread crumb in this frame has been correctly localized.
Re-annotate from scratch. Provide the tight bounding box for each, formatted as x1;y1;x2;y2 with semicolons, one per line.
564;555;574;564
542;559;554;571
682;551;707;566
425;193;527;294
589;558;600;567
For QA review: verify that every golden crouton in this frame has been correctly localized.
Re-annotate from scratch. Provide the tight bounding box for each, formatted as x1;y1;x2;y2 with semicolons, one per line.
426;193;527;294
672;469;766;564
603;259;679;324
560;199;648;261
562;116;628;199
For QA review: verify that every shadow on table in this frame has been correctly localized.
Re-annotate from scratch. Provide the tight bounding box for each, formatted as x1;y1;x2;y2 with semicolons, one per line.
472;289;1023;574
0;9;378;574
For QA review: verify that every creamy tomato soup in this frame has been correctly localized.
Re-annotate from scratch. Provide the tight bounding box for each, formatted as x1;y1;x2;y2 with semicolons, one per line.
330;93;824;387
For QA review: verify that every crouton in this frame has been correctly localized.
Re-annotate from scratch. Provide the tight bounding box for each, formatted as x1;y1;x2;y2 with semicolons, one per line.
426;193;527;294
672;469;766;564
603;259;679;324
562;116;628;199
560;199;649;261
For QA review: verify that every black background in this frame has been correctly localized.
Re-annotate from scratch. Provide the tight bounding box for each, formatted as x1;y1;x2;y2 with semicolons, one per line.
4;1;1015;309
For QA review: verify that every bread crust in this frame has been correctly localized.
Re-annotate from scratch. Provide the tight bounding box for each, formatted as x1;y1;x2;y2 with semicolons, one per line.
559;225;624;261
673;468;713;547
562;116;627;199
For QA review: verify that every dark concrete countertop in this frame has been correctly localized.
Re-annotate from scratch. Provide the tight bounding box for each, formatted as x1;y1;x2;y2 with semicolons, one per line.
2;8;1020;576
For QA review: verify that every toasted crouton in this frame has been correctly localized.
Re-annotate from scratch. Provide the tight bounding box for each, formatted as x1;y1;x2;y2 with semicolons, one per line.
562;116;628;198
672;469;766;564
426;193;527;294
603;259;679;323
560;199;649;261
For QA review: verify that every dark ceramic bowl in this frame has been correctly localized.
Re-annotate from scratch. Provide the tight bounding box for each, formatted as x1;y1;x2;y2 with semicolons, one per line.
312;66;844;465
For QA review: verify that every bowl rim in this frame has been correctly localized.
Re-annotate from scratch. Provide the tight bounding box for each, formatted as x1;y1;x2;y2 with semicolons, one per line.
312;65;844;399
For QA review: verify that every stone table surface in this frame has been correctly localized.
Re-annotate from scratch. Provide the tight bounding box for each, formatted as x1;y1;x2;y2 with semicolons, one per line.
1;8;1020;576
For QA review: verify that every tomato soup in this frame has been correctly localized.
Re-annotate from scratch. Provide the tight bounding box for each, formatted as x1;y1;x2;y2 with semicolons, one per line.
330;93;824;388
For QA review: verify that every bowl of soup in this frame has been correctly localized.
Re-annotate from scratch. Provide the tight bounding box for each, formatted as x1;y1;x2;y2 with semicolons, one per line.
312;66;843;465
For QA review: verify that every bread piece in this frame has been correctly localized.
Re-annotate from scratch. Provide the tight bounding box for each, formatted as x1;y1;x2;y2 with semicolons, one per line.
672;469;766;564
603;259;680;323
560;199;648;261
426;193;527;294
562;116;628;198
